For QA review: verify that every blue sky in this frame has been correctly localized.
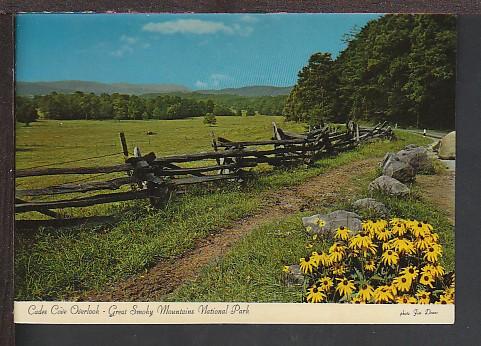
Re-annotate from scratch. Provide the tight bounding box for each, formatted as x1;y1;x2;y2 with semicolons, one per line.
16;13;380;90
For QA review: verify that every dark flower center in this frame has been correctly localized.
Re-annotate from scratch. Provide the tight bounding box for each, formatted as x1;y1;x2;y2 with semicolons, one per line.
409;268;414;274
401;278;407;283
441;300;447;304
397;223;401;227
403;298;408;303
428;247;434;252
313;287;318;293
323;281;328;285
388;250;393;255
340;226;345;230
362;284;367;290
422;294;427;299
424;276;429;281
418;223;422;227
343;280;348;285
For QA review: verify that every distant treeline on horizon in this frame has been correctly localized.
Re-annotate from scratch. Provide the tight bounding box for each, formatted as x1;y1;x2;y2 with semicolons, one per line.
15;92;287;123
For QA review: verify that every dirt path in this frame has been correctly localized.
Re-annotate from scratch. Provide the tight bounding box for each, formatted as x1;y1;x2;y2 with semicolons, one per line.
416;166;455;224
82;158;379;302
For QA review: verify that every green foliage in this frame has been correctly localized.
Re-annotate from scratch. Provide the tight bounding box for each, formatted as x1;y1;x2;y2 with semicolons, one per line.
15;96;38;126
284;14;456;130
203;113;217;125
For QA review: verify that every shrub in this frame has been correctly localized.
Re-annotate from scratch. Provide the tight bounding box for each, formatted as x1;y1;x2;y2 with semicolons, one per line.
203;113;217;126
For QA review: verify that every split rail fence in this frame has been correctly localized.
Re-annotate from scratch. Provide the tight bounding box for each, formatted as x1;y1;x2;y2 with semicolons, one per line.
15;122;394;218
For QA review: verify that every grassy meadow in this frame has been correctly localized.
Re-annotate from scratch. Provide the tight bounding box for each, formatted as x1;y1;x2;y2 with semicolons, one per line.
14;116;439;300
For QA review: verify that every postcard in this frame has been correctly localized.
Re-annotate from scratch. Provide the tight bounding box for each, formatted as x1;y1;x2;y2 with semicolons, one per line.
13;12;455;324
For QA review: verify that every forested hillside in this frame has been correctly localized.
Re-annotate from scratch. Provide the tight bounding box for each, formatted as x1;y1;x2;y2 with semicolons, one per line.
283;15;456;129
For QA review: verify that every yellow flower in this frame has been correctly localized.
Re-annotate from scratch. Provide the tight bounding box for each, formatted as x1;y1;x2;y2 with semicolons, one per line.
305;243;314;249
329;243;346;263
396;295;417;304
391;221;407;236
317;276;334;292
282;266;290;273
336;278;355;297
316;218;326;227
419;273;435;288
423;244;442;263
388;283;398;297
351;296;365;304
349;234;372;249
381;250;399;266
414;236;430;251
435;294;454;304
358;283;375;302
374;285;394;303
399;266;419;280
334;226;350;240
316;252;331;267
393;275;412;293
364;260;376;271
376;228;392;242
360;242;378;257
392;237;415;254
331;264;346;276
312;233;318;240
411;221;428;238
416;290;431;304
299;256;315;274
306;286;327;303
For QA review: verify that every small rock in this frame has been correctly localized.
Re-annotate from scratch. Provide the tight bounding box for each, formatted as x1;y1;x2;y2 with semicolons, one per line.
438;131;456;160
302;210;362;236
282;264;304;287
352;198;388;216
368;175;410;196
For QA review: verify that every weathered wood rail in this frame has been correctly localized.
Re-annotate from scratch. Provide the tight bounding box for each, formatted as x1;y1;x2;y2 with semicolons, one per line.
15;121;394;216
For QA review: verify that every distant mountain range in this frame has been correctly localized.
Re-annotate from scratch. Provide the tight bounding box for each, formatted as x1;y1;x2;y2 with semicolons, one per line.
16;80;293;97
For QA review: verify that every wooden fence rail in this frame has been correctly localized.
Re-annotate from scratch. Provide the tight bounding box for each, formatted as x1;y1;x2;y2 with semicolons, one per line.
15;122;394;216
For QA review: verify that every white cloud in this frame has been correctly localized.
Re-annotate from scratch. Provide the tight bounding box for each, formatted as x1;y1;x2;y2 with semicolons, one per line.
110;35;149;58
195;73;232;89
142;19;253;36
195;80;208;88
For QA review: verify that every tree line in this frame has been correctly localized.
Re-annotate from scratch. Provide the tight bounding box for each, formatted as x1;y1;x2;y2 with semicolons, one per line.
283;14;456;129
15;91;287;125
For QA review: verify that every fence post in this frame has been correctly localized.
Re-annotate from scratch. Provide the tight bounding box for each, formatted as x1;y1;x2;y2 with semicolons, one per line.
119;132;129;158
356;124;360;143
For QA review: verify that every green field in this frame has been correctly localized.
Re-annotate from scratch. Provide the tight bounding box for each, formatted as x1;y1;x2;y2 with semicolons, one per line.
14;116;448;301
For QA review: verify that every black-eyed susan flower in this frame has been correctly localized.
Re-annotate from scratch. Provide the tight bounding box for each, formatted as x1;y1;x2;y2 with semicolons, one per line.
364;260;376;271
358;283;375;302
393;275;412;293
374;286;394;303
316;252;331;267
299;256;315;274
395;295;417;304
317;276;333;292
351;296;365;304
334;226;350;241
414;235;430;251
305;243;314;249
282;265;290;273
381;250;399;266
306;286;326;303
349;234;372;249
392;221;407;236
376;228;392;242
423;244;442;263
416;290;431;304
336;278;355;297
435;294;454;304
316;218;326;227
400;266;419;280
392;237;415;255
331;264;346;276
419;273;435;288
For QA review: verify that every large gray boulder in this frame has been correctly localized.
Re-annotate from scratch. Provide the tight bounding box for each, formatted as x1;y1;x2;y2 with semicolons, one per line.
382;157;416;183
352;198;388;217
302;210;362;236
396;146;432;173
438;131;456;159
368;175;410;196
